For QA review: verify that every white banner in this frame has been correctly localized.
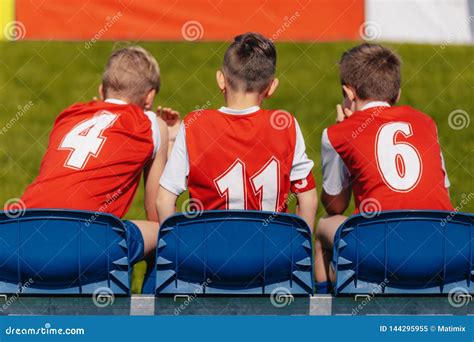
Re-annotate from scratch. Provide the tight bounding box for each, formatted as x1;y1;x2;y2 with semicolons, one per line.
366;0;473;44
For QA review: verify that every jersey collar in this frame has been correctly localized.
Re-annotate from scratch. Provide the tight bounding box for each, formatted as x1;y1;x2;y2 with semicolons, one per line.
218;106;260;115
105;98;128;105
361;101;390;111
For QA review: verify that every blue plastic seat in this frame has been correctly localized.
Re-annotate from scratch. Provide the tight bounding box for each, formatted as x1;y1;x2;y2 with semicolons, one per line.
332;210;474;295
143;210;314;295
0;209;131;295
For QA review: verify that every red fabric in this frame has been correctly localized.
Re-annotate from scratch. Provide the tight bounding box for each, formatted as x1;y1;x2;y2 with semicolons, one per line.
16;0;364;41
185;109;303;212
21;101;154;218
327;105;453;213
291;172;316;194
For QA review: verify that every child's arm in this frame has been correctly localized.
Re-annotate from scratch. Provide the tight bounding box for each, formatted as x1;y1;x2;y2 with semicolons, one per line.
157;106;181;157
156;123;189;224
156;187;178;225
290;120;317;229
143;117;169;222
291;172;318;231
321;128;351;215
321;187;351;215
295;188;318;233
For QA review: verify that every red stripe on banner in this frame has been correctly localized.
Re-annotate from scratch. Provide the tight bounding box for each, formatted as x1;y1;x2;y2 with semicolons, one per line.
16;0;364;41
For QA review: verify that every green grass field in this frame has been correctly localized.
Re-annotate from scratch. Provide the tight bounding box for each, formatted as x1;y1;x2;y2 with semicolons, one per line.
0;41;472;291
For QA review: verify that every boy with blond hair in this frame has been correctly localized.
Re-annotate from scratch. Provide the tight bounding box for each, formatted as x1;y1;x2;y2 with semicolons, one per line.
21;46;178;264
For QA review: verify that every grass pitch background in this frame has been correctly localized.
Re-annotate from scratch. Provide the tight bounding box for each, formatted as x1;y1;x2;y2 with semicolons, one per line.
0;41;472;291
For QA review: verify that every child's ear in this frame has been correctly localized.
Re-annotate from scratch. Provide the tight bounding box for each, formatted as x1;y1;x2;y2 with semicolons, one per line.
395;89;401;103
144;89;156;111
265;78;279;98
98;85;105;100
216;70;226;92
342;85;356;102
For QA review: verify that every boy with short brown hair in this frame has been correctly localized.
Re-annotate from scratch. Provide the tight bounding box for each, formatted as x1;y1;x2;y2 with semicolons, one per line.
315;43;453;293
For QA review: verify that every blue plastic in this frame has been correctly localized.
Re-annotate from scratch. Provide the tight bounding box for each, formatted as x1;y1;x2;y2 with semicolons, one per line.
0;209;131;295
332;210;474;295
144;210;314;295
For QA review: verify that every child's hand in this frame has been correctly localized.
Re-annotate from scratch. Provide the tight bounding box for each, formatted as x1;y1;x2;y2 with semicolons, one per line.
157;106;181;142
336;86;356;123
336;103;355;123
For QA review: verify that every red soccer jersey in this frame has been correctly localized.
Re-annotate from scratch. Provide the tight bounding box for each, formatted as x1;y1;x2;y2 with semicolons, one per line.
20;99;159;218
174;107;315;212
322;104;453;213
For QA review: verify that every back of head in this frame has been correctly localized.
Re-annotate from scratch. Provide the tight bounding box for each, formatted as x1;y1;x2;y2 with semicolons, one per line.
223;32;276;93
102;46;160;106
339;43;401;105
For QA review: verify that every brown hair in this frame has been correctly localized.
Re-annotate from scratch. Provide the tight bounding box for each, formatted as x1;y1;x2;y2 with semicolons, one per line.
102;46;160;106
223;32;276;93
339;43;401;105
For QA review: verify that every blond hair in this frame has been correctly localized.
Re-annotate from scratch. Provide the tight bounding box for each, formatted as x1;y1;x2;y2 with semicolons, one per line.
102;46;160;106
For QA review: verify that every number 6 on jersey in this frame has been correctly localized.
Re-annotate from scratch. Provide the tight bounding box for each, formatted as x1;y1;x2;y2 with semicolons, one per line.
375;121;423;192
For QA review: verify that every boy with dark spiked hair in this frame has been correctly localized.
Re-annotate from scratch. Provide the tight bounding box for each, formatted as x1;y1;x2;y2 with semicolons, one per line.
158;33;318;229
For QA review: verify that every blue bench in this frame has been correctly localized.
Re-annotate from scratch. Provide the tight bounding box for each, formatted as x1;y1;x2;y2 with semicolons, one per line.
143;210;314;295
0;209;131;295
332;210;474;295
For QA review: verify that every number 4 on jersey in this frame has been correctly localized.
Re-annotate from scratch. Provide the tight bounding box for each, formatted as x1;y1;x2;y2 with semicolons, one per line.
59;112;118;170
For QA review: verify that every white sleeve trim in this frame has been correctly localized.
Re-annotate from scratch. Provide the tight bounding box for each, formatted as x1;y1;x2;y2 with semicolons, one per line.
290;120;314;181
440;151;450;188
321;128;350;196
144;110;160;157
159;123;189;195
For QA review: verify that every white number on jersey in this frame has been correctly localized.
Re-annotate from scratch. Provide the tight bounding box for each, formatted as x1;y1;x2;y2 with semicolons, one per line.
59;112;118;170
214;157;280;211
375;122;422;192
214;160;246;210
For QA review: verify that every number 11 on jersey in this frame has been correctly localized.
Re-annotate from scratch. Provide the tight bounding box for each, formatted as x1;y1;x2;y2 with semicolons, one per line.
214;157;280;211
